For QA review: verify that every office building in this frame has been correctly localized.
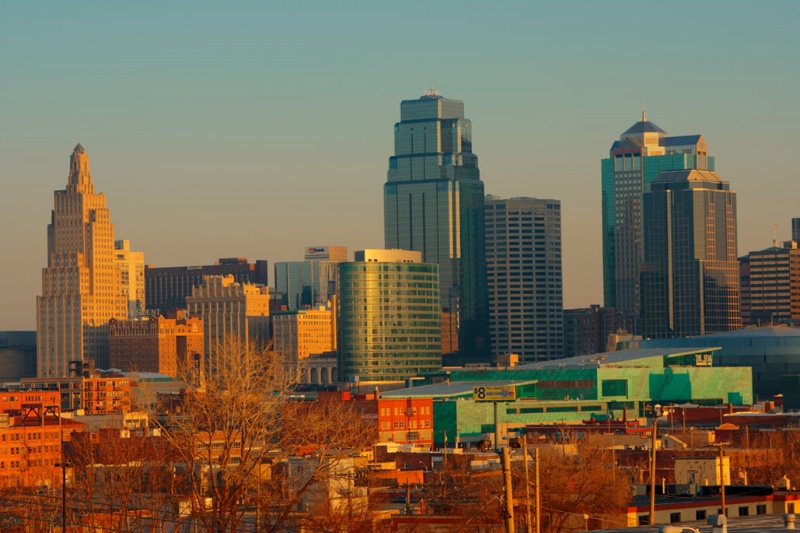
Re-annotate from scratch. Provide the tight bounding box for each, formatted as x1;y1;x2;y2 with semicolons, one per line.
739;241;800;327
37;144;129;377
115;240;146;318
601;112;714;317
793;218;800;243
273;306;336;361
563;306;636;357
383;90;489;361
640;169;741;338
145;258;268;313
108;309;204;377
186;275;270;370
337;250;441;383
485;196;563;362
274;246;346;311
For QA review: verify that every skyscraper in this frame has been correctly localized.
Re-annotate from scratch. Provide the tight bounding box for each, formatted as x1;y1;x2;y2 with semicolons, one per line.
37;145;129;377
485;196;563;362
383;90;488;361
601;112;714;318
793;218;800;243
640;169;741;338
337;250;441;382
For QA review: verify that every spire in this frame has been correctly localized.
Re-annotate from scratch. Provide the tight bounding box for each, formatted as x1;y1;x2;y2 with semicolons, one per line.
642;100;647;122
423;79;440;99
68;143;93;193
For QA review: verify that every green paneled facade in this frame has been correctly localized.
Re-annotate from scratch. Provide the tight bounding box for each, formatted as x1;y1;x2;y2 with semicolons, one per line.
397;348;750;445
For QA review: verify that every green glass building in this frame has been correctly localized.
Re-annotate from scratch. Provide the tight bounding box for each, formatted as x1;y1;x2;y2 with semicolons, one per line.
601;112;715;320
384;90;489;362
337;250;442;382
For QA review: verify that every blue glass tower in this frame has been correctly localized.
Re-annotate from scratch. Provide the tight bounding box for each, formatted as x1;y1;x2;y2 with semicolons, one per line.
384;90;489;361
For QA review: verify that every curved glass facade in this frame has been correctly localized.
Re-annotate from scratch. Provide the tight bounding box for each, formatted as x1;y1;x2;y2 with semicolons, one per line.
337;262;441;382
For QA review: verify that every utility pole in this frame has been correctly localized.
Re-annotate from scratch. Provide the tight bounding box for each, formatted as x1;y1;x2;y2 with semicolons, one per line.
523;442;532;533
534;447;540;533
502;447;515;533
649;416;657;525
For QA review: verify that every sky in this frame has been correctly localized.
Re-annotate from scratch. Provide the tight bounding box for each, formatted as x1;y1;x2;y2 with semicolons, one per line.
1;1;799;330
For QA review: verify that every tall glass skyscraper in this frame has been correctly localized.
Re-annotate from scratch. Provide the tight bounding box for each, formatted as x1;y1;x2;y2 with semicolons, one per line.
384;90;489;361
601;112;714;319
640;169;741;338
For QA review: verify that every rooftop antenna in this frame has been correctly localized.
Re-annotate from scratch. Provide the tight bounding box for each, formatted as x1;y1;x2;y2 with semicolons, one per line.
642;100;647;122
424;77;439;98
774;223;780;248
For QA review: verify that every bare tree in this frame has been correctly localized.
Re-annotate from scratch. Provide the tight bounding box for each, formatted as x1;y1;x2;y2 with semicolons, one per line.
152;336;376;532
533;436;630;533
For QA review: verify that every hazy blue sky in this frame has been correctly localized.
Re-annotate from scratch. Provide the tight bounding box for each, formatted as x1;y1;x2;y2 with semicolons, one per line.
2;1;798;330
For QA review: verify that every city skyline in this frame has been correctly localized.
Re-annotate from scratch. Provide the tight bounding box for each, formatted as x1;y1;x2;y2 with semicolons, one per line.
2;1;799;330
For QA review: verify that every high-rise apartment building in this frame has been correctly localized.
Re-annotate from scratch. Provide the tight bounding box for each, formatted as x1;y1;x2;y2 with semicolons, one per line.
793;218;800;243
337;250;441;382
485;196;563;362
601;112;714;318
640;169;741;338
108;309;204;377
145;258;268;313
383;90;488;361
739;241;800;327
186;275;270;370
274;246;346;311
115;240;145;318
37;145;129;377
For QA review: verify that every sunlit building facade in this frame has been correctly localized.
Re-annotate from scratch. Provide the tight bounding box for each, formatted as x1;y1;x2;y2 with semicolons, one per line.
186;275;270;370
108;309;204;377
485;196;563;362
114;239;145;318
37;145;129;377
337;250;441;382
383;91;488;361
640;169;741;338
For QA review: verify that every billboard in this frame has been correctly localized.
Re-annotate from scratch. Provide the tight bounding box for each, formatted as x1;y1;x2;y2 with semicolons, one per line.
472;385;516;402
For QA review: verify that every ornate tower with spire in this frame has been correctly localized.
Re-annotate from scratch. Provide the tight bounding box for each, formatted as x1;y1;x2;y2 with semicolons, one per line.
601;113;713;321
36;144;129;377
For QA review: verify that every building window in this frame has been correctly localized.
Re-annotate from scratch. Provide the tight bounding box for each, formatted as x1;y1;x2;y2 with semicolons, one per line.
669;512;681;523
756;504;767;515
738;507;749;516
696;510;707;520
